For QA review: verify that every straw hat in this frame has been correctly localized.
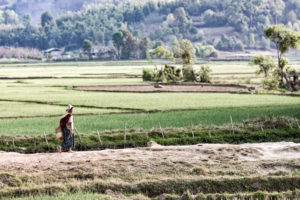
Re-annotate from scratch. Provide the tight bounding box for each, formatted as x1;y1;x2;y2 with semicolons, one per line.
66;104;73;111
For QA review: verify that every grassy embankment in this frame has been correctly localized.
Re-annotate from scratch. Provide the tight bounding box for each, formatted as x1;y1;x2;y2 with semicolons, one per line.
8;191;300;200
0;116;299;153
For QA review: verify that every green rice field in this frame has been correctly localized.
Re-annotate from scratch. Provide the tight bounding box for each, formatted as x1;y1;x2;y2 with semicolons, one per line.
0;60;300;136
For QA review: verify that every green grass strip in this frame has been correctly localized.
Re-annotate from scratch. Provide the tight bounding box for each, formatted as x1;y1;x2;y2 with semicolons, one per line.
0;105;299;136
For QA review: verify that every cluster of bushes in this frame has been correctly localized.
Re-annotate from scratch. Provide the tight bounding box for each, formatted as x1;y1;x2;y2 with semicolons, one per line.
216;34;244;51
251;25;300;91
143;65;183;82
194;45;218;58
112;29;151;60
143;65;212;83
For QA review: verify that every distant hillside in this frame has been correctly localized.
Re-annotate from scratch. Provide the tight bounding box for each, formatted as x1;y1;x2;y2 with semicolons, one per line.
0;0;299;60
2;0;133;24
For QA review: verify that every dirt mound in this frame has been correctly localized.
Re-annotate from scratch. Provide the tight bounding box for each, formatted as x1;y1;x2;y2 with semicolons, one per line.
0;142;299;172
74;84;250;93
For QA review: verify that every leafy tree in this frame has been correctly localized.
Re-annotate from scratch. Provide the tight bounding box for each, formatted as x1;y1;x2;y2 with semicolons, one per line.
285;0;300;20
264;25;300;89
133;6;144;22
112;31;123;59
268;0;285;24
153;41;164;49
22;14;31;27
0;11;4;24
41;11;54;27
174;39;195;65
152;46;174;61
195;45;218;58
3;10;18;25
216;34;244;51
1;0;300;54
120;29;138;60
174;39;196;81
203;9;214;24
173;7;191;33
250;55;276;77
139;37;151;59
82;39;93;60
287;10;297;25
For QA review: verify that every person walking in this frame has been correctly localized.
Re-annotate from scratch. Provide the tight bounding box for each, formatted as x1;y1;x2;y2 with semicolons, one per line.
57;104;74;153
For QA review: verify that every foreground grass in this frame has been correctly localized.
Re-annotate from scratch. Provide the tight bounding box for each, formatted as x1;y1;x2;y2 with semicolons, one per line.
0;105;299;136
9;190;300;200
10;193;109;200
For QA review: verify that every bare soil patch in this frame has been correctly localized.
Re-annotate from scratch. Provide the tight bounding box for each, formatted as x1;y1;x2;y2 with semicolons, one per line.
74;84;250;93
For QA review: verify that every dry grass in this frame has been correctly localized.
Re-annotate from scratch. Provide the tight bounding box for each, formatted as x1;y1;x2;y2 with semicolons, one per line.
1;142;300;198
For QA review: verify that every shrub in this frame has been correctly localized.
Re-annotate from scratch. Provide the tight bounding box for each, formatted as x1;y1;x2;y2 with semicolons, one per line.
142;69;154;81
262;78;279;90
216;35;244;52
183;66;197;82
195;45;218;58
209;50;218;58
199;66;212;83
143;65;184;83
252;191;268;200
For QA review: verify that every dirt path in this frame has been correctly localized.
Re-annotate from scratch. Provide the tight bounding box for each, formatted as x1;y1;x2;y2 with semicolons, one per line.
74;84;250;93
0;142;299;172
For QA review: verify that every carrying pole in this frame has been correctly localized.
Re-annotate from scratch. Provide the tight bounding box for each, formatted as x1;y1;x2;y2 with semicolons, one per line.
74;127;82;143
43;131;49;149
97;131;103;145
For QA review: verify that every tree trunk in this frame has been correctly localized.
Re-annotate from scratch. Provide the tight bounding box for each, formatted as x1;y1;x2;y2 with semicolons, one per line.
283;73;290;89
277;46;285;88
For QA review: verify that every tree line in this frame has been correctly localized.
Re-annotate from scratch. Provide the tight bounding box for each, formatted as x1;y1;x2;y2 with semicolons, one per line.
0;0;299;55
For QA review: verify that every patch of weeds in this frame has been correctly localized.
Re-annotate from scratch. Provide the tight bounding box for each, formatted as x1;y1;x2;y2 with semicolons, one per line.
181;190;194;200
252;191;268;200
192;167;207;176
293;169;300;176
0;173;22;187
269;170;289;176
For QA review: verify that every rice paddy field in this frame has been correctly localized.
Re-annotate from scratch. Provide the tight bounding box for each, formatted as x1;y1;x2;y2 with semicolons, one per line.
0;60;300;136
1;59;300;200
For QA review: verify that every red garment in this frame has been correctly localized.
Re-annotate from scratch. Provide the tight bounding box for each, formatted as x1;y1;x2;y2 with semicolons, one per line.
60;113;72;128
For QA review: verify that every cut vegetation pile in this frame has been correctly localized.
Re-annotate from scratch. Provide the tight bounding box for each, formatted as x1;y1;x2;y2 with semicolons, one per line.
1;140;300;199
